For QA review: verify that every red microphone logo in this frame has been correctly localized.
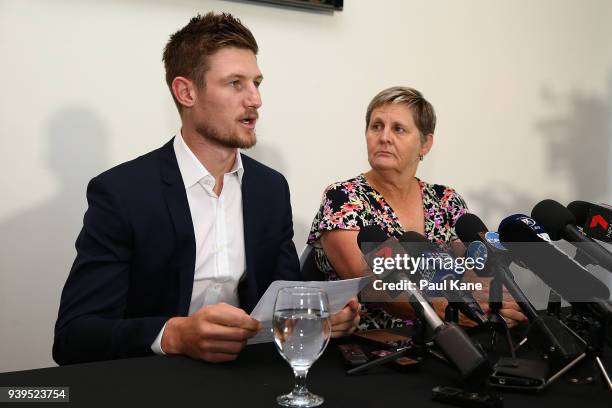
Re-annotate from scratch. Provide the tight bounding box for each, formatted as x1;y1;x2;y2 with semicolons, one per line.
586;210;612;242
375;247;393;258
590;214;609;230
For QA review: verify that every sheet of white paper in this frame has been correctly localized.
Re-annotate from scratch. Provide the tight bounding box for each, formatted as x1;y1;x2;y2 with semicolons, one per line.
247;276;371;345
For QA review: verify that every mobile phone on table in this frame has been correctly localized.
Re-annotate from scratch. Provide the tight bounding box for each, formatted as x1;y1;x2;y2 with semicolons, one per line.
352;329;412;349
371;349;421;371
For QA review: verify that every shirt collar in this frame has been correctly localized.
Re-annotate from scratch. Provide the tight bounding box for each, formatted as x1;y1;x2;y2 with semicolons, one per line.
173;129;244;189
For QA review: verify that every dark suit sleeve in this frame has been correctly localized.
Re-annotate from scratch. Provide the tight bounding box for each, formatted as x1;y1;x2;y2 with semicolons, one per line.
272;175;302;281
53;176;168;365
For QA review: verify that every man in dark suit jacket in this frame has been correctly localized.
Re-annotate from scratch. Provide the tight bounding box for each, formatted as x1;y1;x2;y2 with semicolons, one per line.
53;12;359;365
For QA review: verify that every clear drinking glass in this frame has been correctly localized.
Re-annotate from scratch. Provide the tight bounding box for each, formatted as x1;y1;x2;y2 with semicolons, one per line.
273;286;332;407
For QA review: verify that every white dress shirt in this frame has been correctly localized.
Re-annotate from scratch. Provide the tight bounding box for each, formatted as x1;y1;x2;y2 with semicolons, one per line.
151;130;246;354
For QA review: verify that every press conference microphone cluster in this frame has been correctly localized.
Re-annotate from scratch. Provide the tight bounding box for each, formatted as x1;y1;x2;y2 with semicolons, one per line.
456;214;540;319
455;213;585;366
398;231;488;326
498;212;612;340
357;226;487;325
357;226;490;380
496;212;612;389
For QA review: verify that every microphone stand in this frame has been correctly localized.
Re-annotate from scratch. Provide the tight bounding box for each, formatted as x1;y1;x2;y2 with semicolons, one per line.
444;303;460;324
549;303;612;390
546;289;562;318
484;271;517;360
444;266;514;357
586;318;612;390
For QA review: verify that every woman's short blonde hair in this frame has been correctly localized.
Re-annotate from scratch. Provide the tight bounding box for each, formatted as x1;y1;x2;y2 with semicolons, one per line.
365;86;436;143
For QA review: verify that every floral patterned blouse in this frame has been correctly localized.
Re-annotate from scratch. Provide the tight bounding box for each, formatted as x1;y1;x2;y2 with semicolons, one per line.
307;174;468;330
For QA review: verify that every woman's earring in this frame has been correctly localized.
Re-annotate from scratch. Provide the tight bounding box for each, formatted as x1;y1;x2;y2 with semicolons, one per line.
418;154;424;161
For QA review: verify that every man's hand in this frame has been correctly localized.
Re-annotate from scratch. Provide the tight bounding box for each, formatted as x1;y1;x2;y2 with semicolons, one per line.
330;297;360;338
161;303;261;362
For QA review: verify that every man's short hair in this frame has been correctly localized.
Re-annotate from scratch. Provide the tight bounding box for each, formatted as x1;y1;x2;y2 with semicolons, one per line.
365;86;436;142
163;12;259;111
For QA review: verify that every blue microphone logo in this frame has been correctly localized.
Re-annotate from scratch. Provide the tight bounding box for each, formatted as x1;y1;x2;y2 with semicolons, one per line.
467;241;488;263
484;231;506;250
518;216;552;242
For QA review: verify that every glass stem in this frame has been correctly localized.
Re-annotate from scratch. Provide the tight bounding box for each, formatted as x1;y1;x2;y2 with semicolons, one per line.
292;368;309;395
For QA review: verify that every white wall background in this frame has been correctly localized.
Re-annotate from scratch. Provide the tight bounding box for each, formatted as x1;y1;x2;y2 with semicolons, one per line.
0;0;611;372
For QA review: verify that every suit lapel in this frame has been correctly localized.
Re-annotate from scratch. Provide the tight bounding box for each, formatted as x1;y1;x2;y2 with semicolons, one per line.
240;154;260;312
160;139;196;316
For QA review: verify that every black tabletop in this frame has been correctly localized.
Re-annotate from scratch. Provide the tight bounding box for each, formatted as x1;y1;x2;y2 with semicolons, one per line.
1;340;610;408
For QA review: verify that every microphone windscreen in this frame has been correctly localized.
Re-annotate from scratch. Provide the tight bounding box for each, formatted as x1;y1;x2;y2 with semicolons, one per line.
398;231;437;257
499;216;610;301
498;213;530;233
398;231;429;243
567;201;592;228
357;225;388;248
498;215;548;243
531;199;576;240
455;213;489;244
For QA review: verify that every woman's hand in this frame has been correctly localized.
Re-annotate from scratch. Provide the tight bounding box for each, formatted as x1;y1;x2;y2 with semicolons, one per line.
330;297;361;337
461;271;528;328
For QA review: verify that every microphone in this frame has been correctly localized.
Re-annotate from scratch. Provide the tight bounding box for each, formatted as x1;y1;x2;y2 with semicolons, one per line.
498;214;610;303
357;225;440;312
356;226;490;379
567;200;612;243
568;201;596;227
456;213;538;320
399;231;488;326
357;225;411;298
531;199;612;273
357;225;390;249
456;213;585;365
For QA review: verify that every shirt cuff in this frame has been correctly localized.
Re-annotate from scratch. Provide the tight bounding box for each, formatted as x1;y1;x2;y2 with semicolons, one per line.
151;323;167;356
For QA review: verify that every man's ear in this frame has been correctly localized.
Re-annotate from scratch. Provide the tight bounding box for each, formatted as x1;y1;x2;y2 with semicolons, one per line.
421;133;434;156
171;76;196;109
